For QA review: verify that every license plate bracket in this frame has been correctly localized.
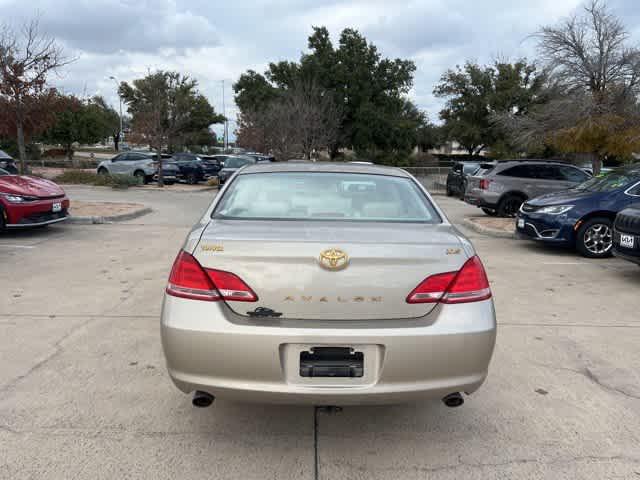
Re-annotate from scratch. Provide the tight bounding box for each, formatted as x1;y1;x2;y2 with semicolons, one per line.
300;347;364;378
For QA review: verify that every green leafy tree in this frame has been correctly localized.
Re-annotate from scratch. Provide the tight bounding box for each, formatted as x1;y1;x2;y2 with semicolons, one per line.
234;26;420;160
119;71;222;185
41;95;118;164
434;60;546;157
233;70;278;113
416;122;445;152
90;96;122;150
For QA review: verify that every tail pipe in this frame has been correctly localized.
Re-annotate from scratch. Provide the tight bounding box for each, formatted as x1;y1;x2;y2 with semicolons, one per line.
442;392;464;408
192;390;215;408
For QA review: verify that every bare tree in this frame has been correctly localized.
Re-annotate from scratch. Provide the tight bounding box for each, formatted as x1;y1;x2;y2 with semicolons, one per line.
505;0;640;172
284;82;341;159
536;0;640;96
236;81;341;160
0;19;72;173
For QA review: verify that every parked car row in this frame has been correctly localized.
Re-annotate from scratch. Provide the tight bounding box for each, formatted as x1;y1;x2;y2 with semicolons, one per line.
96;151;272;185
515;164;640;259
444;158;640;263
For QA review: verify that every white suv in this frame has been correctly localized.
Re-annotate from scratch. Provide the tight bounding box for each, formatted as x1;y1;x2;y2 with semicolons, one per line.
97;152;161;184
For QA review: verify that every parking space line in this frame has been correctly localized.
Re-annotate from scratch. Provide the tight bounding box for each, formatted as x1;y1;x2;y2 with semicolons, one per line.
0;244;35;249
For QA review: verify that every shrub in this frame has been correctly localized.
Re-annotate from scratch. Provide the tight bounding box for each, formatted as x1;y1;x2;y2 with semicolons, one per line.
206;177;220;187
53;170;142;188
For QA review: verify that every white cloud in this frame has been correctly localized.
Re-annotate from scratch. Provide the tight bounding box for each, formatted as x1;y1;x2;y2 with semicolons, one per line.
1;0;637;127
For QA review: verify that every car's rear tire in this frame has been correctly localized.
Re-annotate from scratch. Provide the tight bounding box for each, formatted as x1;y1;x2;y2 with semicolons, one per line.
482;208;499;216
186;172;199;185
134;170;148;184
460;179;468;198
497;194;524;217
446;185;454;196
576;217;613;258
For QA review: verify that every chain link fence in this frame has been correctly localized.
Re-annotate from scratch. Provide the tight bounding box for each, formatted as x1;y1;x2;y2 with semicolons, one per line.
403;167;451;195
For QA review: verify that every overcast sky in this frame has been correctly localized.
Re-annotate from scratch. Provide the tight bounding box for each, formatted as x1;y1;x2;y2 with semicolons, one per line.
1;0;639;138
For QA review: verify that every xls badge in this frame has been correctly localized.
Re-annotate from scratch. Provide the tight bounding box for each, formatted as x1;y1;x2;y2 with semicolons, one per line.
318;248;349;271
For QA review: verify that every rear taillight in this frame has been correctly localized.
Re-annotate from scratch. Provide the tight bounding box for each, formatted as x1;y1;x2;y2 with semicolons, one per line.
166;251;258;302
206;269;258;302
406;256;491;304
479;179;491;190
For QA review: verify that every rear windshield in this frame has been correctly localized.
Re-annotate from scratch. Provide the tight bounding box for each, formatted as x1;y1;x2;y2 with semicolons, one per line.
463;163;481;174
224;157;255;169
213;172;441;223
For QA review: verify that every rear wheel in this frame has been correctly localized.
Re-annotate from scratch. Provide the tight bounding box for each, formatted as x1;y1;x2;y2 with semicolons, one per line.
460;179;468;199
134;170;148;184
186;172;199;185
97;167;109;175
446;184;454;196
576;217;613;258
482;208;499;217
0;206;6;232
497;194;524;217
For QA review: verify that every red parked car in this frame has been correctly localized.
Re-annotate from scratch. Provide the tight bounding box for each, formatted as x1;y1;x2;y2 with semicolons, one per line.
0;167;70;230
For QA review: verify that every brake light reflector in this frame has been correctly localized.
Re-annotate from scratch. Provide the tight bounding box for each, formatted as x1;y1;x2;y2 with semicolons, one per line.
479;179;491;190
166;251;258;302
206;269;258;302
406;271;457;303
406;256;491;304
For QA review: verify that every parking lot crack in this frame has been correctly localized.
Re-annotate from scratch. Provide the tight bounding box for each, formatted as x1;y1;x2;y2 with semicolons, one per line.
531;361;640;401
583;367;640;401
328;454;640;474
0;316;99;396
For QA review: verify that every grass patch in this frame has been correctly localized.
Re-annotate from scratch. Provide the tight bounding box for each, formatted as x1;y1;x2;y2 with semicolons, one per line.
53;170;142;188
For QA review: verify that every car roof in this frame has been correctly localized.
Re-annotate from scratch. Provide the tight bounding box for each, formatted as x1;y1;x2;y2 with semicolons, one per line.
239;161;412;178
495;159;574;166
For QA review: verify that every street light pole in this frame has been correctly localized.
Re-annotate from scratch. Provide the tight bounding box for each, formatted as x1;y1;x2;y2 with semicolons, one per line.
221;80;228;151
109;76;124;149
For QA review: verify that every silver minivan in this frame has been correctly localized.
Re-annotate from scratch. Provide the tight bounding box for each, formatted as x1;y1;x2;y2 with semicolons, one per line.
465;160;591;217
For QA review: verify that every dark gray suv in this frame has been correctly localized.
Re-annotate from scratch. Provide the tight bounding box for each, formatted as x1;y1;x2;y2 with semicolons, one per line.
465;160;591;217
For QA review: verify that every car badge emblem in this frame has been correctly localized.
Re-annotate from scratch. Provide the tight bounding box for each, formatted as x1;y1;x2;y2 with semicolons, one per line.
319;248;349;271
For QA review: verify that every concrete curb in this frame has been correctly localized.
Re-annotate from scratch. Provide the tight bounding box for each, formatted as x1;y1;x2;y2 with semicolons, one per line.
68;207;153;225
462;217;516;239
61;184;219;193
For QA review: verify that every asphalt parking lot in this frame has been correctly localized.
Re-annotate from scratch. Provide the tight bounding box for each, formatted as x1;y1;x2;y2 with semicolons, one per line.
1;187;639;479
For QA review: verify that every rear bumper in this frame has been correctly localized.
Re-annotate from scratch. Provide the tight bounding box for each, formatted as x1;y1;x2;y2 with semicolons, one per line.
160;296;497;405
464;192;498;210
153;173;179;181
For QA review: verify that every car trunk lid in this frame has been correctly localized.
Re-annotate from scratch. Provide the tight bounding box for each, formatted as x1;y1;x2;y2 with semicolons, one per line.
193;220;468;320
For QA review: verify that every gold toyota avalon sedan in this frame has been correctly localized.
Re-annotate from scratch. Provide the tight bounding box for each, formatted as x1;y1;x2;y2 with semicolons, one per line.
161;162;496;407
